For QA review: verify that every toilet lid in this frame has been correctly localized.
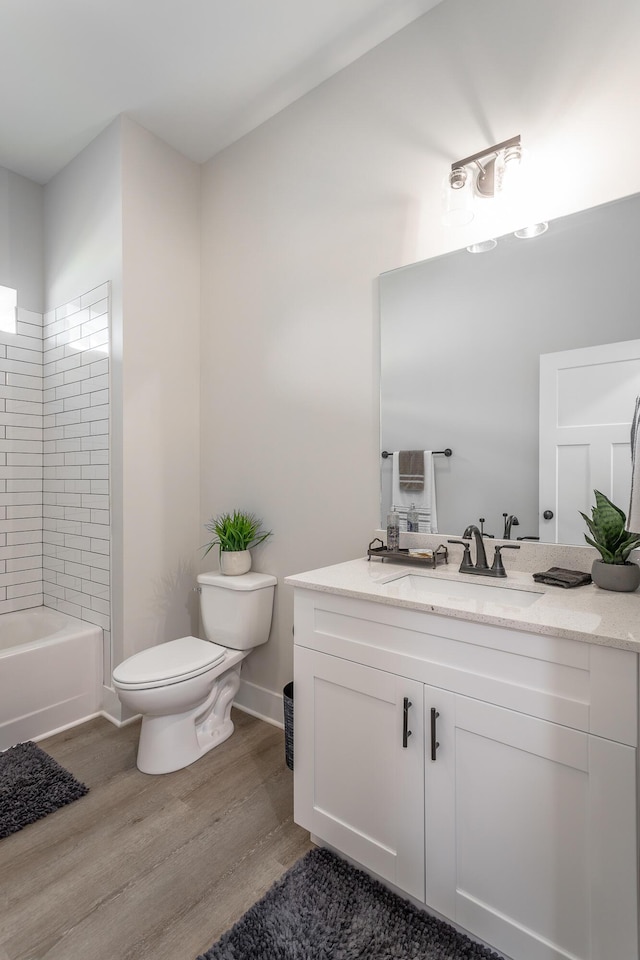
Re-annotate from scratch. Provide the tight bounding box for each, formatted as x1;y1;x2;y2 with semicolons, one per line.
112;636;226;687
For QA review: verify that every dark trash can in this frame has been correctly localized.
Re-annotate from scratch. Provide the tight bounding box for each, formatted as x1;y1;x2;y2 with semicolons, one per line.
283;681;294;770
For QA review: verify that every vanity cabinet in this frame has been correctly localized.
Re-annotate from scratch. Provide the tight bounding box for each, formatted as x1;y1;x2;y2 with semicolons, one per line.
292;588;639;960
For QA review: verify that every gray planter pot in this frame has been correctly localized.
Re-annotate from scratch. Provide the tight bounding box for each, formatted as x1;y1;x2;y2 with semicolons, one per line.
591;559;640;592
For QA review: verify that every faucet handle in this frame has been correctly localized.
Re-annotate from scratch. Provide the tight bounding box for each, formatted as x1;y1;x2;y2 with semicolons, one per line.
447;539;474;572
491;543;520;577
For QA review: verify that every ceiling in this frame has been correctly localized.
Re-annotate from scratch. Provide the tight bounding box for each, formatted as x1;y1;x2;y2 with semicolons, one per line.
1;0;443;185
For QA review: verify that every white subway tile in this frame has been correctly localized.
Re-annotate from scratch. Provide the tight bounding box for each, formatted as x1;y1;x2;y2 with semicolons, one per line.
81;404;108;422
57;599;82;618
0;596;42;614
1;567;42;586
1;358;42;377
7;345;42;364
89;358;109;377
17;308;43;327
64;423;91;438
4;518;42;532
55;354;82;374
8;529;41;544
89;538;110;555
81;550;110;570
81;435;108;450
7;504;42;519
80;607;110;630
80;284;109;308
90;420;108;435
82;464;108;480
6;555;41;573
63;365;90;384
7;480;41;492
0;542;41;560
55;382;82;400
80;374;108;394
7;399;42;415
82;523;110;539
90;509;109;525
6;372;42;390
6;427;42;441
56;298;82;320
7;454;43;466
64;534;91;550
0;492;42;506
7;582;42;599
0;384;41;403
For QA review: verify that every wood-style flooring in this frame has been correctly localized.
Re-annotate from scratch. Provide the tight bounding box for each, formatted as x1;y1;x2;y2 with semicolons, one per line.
0;710;313;960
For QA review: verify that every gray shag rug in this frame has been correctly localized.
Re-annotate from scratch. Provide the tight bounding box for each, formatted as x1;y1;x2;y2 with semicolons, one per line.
0;740;89;839
198;847;503;959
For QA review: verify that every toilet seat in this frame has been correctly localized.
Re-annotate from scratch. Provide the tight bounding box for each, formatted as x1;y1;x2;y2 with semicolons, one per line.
112;636;227;690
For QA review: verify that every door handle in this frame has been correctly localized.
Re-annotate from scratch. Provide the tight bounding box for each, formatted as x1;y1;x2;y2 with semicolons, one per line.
430;707;440;761
402;697;412;748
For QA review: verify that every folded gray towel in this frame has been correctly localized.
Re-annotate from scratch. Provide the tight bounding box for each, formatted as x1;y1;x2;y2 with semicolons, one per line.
532;567;592;588
398;450;424;492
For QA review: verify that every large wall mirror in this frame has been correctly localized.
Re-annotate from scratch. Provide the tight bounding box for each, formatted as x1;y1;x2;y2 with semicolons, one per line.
380;192;640;545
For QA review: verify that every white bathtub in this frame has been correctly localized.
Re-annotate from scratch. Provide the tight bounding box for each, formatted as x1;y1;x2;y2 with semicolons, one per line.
0;606;103;750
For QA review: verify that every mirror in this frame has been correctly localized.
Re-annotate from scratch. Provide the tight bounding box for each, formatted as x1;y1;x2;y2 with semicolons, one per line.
380;192;640;544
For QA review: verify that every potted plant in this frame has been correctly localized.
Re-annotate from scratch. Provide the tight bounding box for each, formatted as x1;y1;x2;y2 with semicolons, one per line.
580;490;640;592
203;510;272;576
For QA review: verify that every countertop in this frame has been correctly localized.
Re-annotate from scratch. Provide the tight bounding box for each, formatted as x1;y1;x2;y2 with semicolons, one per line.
285;557;640;651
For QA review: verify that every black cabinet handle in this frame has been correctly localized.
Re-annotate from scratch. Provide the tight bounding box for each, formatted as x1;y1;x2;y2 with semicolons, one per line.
430;707;440;761
402;697;412;748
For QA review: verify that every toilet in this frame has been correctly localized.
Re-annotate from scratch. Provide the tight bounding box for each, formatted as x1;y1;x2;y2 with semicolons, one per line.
112;570;276;775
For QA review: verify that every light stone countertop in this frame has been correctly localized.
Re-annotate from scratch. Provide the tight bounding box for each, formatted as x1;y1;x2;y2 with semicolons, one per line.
285;557;640;652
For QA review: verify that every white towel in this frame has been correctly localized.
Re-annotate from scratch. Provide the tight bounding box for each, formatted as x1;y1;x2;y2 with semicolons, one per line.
392;451;438;533
628;397;640;534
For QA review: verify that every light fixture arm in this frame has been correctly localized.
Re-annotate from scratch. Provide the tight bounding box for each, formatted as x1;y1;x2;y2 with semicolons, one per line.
450;135;521;175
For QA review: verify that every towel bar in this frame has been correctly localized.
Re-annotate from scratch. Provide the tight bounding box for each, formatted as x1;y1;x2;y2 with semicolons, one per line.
381;449;452;459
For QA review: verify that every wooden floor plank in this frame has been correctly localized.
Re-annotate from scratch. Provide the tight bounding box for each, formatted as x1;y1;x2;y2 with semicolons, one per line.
1;710;312;960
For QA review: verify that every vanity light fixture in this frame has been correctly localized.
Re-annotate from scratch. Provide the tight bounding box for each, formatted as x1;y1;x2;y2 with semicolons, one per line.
443;135;522;227
466;239;497;254
514;221;548;239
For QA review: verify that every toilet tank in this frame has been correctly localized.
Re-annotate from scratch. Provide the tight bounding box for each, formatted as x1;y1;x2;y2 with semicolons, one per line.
197;571;277;650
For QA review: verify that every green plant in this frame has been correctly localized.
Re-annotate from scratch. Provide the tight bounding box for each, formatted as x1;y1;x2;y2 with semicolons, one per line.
580;490;640;564
203;510;272;557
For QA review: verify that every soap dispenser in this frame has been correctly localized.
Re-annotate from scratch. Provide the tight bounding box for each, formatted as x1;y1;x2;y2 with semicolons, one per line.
407;502;419;533
386;509;400;552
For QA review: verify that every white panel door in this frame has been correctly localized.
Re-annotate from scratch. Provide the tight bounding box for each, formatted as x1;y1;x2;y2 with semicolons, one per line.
425;689;638;960
294;646;425;900
539;340;640;543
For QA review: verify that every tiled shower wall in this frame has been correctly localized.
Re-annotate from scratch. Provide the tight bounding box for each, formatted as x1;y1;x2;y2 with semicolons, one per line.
0;307;45;613
42;284;111;651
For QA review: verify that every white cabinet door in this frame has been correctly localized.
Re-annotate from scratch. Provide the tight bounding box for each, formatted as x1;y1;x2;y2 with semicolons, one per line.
425;688;638;960
294;646;425;900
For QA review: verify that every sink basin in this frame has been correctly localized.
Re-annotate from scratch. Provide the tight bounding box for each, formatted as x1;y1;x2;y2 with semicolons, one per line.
384;573;542;607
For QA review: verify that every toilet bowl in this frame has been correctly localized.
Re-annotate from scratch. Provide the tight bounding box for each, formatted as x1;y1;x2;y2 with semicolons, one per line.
112;571;276;774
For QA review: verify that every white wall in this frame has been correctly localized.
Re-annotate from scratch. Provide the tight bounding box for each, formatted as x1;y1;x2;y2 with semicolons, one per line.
43;117;201;717
200;0;640;718
0;167;43;312
119;118;201;666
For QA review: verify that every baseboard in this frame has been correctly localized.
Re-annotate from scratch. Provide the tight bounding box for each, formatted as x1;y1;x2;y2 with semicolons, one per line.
100;684;140;726
234;678;284;729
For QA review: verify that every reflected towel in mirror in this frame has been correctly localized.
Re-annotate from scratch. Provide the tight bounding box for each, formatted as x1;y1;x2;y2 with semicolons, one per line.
392;451;438;533
398;450;424;491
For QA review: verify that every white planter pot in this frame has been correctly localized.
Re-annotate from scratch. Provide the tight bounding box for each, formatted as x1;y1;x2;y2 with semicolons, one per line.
220;550;252;576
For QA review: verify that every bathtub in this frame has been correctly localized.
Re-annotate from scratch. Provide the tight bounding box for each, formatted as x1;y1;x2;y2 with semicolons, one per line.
0;606;103;750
